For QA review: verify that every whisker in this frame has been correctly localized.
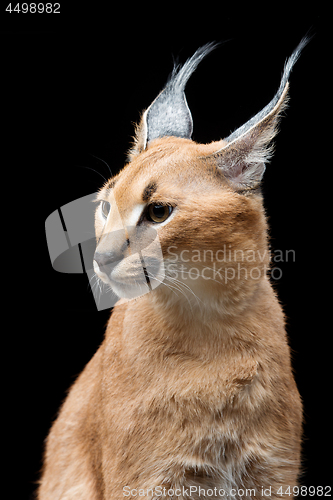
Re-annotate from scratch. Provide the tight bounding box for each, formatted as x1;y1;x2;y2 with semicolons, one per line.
166;275;203;312
163;268;203;300
77;165;108;183
90;153;113;178
148;271;202;313
146;272;182;299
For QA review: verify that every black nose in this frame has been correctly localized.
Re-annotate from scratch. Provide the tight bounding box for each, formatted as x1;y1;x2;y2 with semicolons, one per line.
93;250;122;276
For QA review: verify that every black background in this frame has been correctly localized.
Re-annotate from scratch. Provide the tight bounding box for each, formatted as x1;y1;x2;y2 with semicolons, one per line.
2;6;329;499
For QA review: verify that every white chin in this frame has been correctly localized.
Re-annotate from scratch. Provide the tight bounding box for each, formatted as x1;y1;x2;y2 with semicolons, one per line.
95;262;163;299
110;280;150;299
96;270;150;299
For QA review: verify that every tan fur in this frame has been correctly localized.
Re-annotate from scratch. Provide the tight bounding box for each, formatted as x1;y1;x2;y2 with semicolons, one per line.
39;140;302;499
39;71;302;498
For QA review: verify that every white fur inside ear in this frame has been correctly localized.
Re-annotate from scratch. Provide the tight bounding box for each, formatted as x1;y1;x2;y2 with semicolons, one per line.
222;160;266;189
211;83;287;190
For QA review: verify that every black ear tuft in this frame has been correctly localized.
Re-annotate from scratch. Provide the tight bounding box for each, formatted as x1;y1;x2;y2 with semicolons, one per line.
128;43;218;160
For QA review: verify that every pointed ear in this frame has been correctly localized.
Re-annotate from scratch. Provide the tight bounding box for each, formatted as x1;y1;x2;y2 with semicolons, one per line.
128;43;217;161
211;85;289;191
207;37;309;191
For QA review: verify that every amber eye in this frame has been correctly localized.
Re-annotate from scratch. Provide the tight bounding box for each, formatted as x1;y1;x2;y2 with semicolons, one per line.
147;204;173;223
101;201;111;218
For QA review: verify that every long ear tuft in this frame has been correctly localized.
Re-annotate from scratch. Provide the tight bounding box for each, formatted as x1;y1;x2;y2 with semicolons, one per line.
210;37;310;191
128;43;218;160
